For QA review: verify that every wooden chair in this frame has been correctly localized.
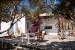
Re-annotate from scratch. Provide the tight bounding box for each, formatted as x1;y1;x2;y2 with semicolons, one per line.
16;28;22;37
71;31;74;37
37;31;45;41
58;30;64;40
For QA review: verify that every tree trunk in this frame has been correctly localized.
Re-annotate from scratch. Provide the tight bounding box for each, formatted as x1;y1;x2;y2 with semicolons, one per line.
0;14;24;34
37;25;41;41
0;22;1;34
0;22;1;30
37;26;40;33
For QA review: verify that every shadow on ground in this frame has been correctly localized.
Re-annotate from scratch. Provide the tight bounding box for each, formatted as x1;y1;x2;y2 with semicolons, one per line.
44;41;75;50
7;37;75;50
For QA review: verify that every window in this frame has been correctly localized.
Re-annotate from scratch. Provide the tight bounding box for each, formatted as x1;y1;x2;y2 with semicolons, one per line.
45;26;52;29
27;22;29;29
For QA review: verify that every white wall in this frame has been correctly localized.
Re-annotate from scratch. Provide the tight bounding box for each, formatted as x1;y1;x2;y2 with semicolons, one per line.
18;17;26;33
40;18;58;35
25;20;31;32
1;17;26;36
1;22;11;32
0;22;11;37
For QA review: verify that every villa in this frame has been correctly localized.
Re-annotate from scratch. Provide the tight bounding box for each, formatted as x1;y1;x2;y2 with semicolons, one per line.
0;13;75;37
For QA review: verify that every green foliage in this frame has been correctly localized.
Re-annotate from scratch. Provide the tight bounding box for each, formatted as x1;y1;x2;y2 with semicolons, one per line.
0;0;22;22
52;0;75;22
54;0;75;13
21;0;54;21
2;0;75;22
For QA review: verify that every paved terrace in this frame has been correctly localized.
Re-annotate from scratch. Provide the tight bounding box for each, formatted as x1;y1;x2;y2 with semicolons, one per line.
0;35;75;50
20;35;75;50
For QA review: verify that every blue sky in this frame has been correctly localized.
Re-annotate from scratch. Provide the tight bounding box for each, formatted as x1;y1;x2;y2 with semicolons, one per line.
20;0;28;5
18;0;60;10
20;0;60;6
18;0;29;10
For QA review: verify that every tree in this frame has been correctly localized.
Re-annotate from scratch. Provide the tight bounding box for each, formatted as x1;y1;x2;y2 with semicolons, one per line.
53;0;75;22
0;0;23;34
21;0;58;20
0;0;58;34
50;0;75;33
21;0;57;32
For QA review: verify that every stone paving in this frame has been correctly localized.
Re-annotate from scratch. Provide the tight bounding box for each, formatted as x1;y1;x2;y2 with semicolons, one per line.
18;35;75;50
1;34;75;50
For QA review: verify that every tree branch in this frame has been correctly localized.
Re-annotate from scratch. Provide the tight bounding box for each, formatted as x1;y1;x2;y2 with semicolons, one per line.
0;14;24;34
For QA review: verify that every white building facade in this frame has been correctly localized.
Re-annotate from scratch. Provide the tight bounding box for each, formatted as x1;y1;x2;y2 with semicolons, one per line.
0;16;26;37
40;18;58;35
0;13;59;36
